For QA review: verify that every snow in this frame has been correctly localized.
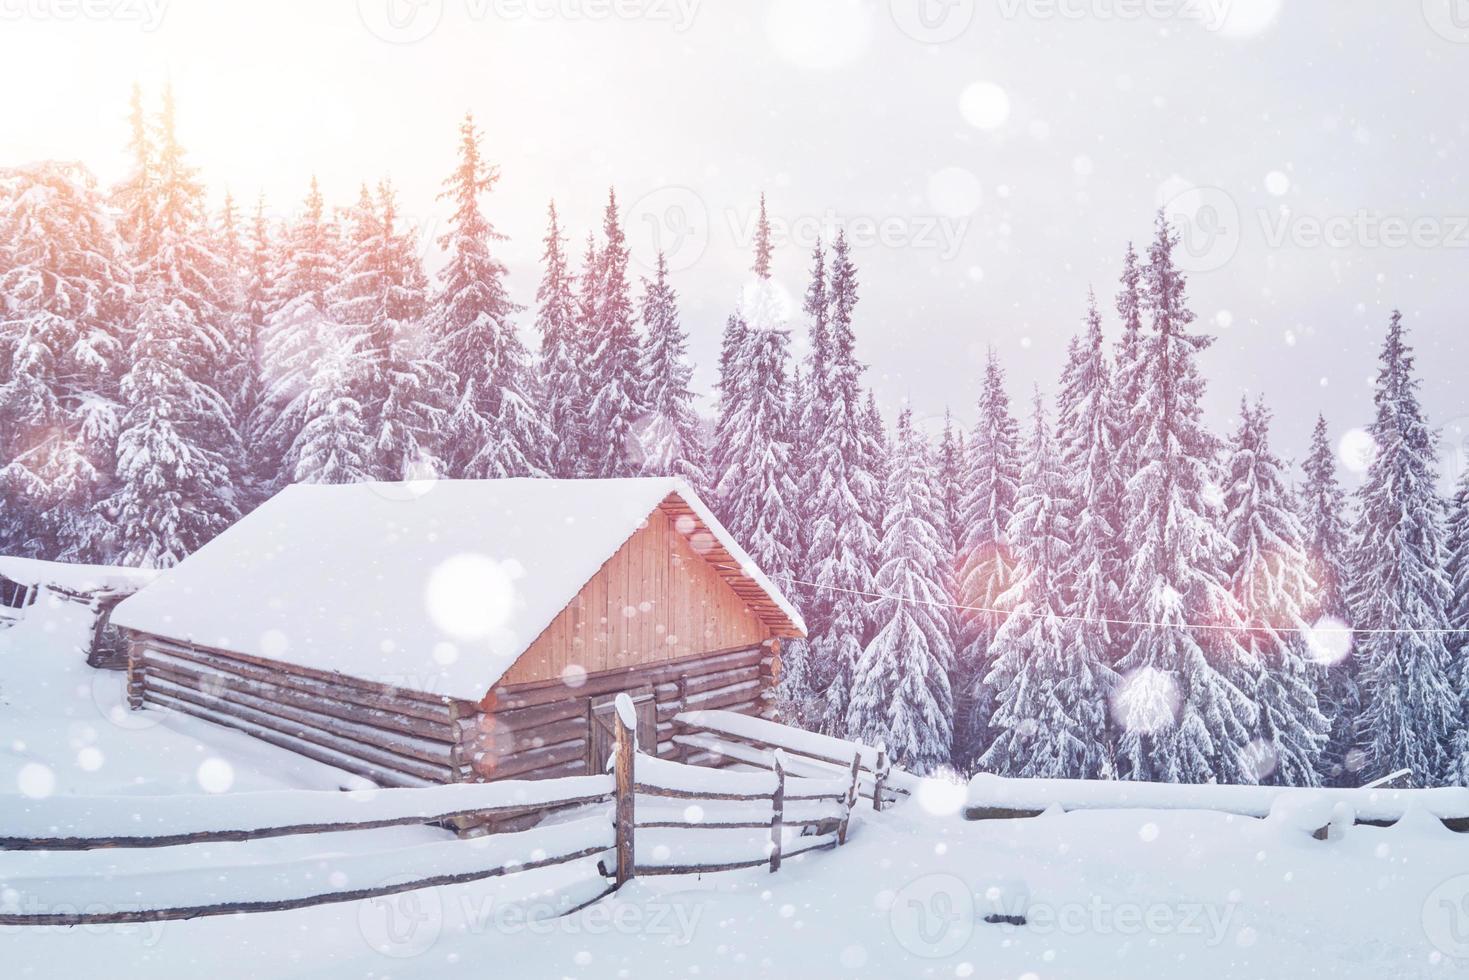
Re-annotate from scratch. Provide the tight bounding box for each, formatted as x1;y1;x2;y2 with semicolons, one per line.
8;607;1469;976
0;556;157;596
967;772;1469;824
636;753;846;801
110;478;805;701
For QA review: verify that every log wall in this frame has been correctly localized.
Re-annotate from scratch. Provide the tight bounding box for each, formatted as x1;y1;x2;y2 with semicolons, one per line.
127;633;779;792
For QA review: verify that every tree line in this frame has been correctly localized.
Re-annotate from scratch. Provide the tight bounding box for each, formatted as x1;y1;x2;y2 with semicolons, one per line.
1;86;1465;788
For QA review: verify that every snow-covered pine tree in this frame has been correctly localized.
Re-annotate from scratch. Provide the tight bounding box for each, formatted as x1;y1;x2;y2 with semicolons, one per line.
109;86;241;566
936;409;966;555
710;314;800;594
1349;310;1458;785
846;408;954;773
1053;290;1126;774
535;201;585;479
1113;212;1256;784
0;162;131;559
330;180;450;481
249;178;338;493
432;113;546;480
951;348;1022;772
582;190;646;479
1444;467;1469;786
1224;397;1329;786
802;231;880;736
983;390;1114;778
213;191;259;430
1112;242;1145;477
112;82;155;262
1299;413;1361;785
635;251;707;488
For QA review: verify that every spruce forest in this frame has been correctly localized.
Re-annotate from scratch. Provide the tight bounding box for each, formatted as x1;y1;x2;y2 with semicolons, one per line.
6;86;1467;791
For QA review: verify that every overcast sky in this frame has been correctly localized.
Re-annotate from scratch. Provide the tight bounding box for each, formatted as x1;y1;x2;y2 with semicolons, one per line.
4;0;1467;482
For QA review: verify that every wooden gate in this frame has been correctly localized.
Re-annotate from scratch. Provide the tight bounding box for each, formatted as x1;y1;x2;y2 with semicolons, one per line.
588;687;656;773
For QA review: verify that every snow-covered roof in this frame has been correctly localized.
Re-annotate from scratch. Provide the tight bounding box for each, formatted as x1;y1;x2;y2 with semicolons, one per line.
0;556;158;596
110;478;805;701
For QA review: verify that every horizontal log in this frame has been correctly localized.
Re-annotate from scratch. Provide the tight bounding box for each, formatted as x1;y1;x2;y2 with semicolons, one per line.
487;696;588;733
147;680;454;784
137;638;459;727
654;664;762;701
142;692;431;788
488;645;769;711
144;660;458;767
131;633;476;711
466;717;589;759
1;842;614;926
472;738;587;781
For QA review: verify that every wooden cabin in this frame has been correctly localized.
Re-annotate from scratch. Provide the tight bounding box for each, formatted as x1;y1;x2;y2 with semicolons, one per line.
110;478;806;788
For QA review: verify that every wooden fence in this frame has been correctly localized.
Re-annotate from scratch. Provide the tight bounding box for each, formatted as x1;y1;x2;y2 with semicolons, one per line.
2;697;870;926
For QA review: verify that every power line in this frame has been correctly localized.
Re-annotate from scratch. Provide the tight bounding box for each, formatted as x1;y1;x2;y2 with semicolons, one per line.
724;564;1469;638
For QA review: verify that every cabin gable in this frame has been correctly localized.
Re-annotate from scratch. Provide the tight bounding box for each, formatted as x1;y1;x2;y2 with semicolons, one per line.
497;508;772;688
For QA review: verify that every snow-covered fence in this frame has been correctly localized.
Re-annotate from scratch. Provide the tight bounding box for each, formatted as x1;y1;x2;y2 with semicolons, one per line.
672;709;917;810
964;773;1469;833
601;693;858;882
2;700;866;927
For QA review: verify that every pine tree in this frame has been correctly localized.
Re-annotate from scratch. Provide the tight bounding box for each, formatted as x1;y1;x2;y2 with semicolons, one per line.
982;391;1114;778
846;408;954;774
432;113;546;480
635;252;707;488
804;232;880;735
1349;310;1458;785
1054;291;1126;773
935;409;966;554
0;162;131;559
1113;242;1145;478
329;180;449;481
535;201;585;479
582;190;646;479
1445;469;1469;786
113;82;155;261
1113;212;1256;784
108;86;241;565
952;349;1022;771
250;178;338;493
1299;413;1361;785
1224;397;1328;786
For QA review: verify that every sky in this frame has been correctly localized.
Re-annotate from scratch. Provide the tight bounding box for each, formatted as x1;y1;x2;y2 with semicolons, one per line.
2;0;1467;483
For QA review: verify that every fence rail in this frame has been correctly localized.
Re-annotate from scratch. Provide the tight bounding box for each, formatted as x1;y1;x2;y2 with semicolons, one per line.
2;697;868;926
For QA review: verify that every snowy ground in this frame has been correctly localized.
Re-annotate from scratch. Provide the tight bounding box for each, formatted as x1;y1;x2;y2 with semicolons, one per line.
6;601;1469;978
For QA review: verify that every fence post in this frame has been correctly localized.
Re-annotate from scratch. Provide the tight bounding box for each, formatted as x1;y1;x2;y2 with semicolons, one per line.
769;749;786;873
613;693;637;887
839;750;861;845
675;674;690;763
446;699;463;784
872;744;888;812
126;641;145;711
